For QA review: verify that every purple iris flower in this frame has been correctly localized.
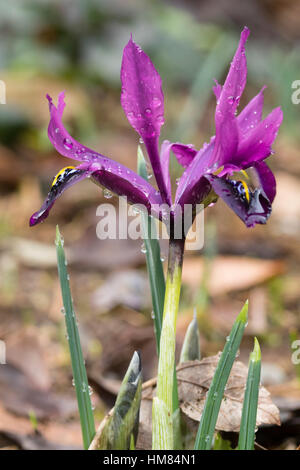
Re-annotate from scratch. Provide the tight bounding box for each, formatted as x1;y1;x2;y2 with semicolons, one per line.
30;27;282;229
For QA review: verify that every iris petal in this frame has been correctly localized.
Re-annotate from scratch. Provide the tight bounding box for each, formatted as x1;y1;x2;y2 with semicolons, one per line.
120;38;171;204
29;165;90;226
253;161;276;203
210;27;250;168
204;174;272;227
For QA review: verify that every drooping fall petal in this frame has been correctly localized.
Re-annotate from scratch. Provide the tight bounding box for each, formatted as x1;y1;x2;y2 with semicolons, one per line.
253;161;276;203
204;174;272;227
30;165;91;226
30;93;164;226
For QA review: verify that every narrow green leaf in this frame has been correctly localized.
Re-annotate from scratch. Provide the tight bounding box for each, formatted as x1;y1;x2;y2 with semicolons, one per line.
91;351;142;450
194;300;249;450
238;338;261;450
55;226;95;449
179;311;201;363
137;145;165;352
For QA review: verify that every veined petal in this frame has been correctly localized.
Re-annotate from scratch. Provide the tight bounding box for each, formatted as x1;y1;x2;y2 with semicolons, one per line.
120;37;164;140
29;164;91;226
210;27;250;168
253;161;276;203
237;86;266;136
205;174;272;227
236;106;283;167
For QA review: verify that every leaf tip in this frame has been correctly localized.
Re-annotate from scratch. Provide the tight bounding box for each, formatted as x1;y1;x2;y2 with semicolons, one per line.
251;337;261;363
237;299;248;324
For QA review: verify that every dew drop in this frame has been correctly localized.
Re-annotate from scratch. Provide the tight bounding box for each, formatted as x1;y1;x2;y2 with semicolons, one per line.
103;189;113;199
63;138;73;150
141;242;147;254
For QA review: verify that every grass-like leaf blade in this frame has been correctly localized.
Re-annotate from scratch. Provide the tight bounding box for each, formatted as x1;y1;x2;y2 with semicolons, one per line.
238;338;261;450
56;225;95;449
194;300;248;450
89;351;142;450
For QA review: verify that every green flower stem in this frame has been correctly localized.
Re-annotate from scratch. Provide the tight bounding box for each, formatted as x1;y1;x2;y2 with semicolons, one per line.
152;237;185;450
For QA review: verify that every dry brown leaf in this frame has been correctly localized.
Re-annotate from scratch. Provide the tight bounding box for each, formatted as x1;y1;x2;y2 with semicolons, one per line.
176;358;280;431
182;256;285;295
137;356;280;449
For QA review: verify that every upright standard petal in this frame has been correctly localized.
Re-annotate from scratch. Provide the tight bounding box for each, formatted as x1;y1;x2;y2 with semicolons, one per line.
120;37;164;140
120;37;171;205
237;87;266;136
210;27;250;168
235;106;283;168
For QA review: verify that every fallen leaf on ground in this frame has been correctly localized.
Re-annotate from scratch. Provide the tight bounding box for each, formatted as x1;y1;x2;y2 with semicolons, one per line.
137;356;280;449
182;256;285;295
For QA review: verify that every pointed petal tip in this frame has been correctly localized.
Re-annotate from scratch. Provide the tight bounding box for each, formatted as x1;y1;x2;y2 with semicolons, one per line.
242;26;250;39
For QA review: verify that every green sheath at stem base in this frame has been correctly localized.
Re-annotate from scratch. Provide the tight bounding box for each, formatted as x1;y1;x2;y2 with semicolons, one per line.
152;237;185;450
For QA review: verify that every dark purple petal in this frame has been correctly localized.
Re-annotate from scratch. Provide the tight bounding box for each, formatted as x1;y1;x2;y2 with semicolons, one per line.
49;93;162;200
120;37;164;140
29;164;91;226
30;160;164;226
175;138;215;207
47;92;98;163
159;140;172;199
171;143;198;168
205;174;272;227
120;38;170;204
210;27;250;168
235;106;283;167
90;161;163;218
237;86;266;136
252;161;276;203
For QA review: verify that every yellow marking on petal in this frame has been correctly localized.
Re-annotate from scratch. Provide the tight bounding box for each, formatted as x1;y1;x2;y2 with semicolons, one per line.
240;169;249;179
240;179;250;203
213;165;224;175
52;166;75;187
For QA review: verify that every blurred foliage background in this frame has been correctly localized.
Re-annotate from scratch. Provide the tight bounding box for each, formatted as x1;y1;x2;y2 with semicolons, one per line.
0;0;300;450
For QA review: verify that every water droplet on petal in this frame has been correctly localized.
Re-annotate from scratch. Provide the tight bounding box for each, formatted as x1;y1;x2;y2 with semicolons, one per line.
63;138;73;150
